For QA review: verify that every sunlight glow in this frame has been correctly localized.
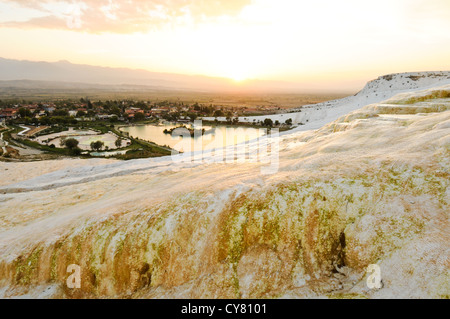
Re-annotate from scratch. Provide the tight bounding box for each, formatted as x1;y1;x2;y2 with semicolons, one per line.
0;0;449;90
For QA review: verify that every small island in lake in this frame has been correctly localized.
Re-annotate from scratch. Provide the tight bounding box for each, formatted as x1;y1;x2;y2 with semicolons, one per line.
163;125;206;137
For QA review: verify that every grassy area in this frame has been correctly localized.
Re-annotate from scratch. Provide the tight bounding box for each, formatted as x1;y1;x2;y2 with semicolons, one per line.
126;138;171;155
75;122;112;134
34;126;68;137
111;133;172;160
5;118;289;160
6;120;172;160
116;149;171;160
8;124;24;134
2;129;22;148
14;137;74;156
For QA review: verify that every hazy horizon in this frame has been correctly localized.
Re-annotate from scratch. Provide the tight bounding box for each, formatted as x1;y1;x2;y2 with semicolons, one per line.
1;56;448;95
0;57;357;95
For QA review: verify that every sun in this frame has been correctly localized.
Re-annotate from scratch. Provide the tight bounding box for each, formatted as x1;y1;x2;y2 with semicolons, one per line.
213;46;255;83
231;73;247;82
225;67;250;82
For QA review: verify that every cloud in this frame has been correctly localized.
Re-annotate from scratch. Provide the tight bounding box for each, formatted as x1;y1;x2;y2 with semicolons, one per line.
0;0;253;33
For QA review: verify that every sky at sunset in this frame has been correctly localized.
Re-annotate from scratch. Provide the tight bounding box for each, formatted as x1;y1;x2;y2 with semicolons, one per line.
0;0;450;91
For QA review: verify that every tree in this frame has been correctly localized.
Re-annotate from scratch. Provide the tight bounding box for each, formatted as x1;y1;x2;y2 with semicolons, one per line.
275;120;280;126
18;107;32;118
115;138;122;148
87;110;96;117
53;109;69;117
263;118;273;127
90;141;104;151
64;138;79;150
285;118;293;126
71;148;82;156
40;116;51;126
134;112;146;122
188;113;198;121
213;110;224;117
111;106;121;117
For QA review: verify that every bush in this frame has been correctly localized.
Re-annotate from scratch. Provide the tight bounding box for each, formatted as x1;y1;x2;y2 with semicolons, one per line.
213;110;224;117
64;138;79;150
71;148;82;156
133;112;146;122
90;140;104;151
263;118;273;127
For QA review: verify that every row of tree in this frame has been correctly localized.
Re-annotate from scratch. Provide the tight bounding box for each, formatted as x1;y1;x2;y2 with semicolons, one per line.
60;138;123;153
221;117;293;127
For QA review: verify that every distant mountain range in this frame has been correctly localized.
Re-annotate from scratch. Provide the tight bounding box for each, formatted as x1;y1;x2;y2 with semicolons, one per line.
0;57;301;93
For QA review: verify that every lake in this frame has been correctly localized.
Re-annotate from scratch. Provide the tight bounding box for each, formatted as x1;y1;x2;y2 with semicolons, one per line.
120;123;267;152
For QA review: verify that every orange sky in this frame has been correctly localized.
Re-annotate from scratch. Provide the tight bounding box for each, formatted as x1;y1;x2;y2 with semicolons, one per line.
0;0;450;91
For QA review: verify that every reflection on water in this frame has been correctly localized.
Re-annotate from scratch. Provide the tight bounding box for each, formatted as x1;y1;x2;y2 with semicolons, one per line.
120;123;266;152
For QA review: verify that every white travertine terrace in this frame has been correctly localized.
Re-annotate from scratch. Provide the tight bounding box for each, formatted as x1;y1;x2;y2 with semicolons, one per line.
0;74;448;299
